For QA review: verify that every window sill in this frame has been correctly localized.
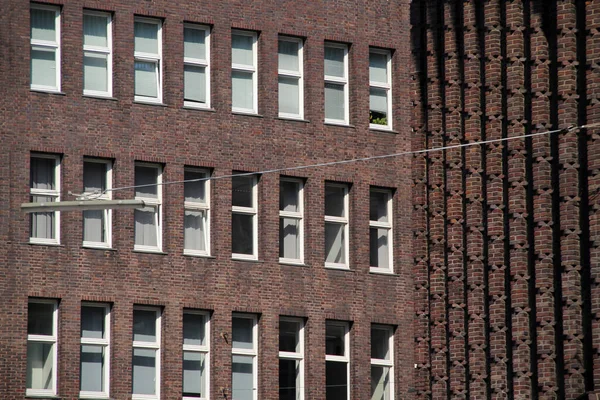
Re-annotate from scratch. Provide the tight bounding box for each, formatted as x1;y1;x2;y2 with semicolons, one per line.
277;116;310;123
183;251;215;258
324;121;355;128
83;94;118;101
325;265;353;272
232;111;263;118
26;396;62;399
30;89;66;96
29;240;62;247
79;394;111;400
133;100;167;107
83;245;116;251
370;126;398;134
369;268;397;276
133;249;168;255
232;257;264;264
183;105;216;112
280;260;308;267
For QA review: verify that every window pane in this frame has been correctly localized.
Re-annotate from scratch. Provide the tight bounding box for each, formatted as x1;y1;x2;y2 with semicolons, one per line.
279;319;301;353
135;166;158;198
80;345;104;392
232;34;254;66
371;327;391;360
31;157;56;190
324;83;345;121
369;52;388;83
183;313;206;346
83;210;105;243
370;191;389;222
184;210;207;252
279;76;300;115
325;185;345;217
81;306;105;339
84;162;107;194
184;65;207;103
278;40;299;72
134;21;158;54
232;354;254;400
371;365;391;400
135;61;158;98
324;46;345;78
31;48;57;87
132;348;156;395
184;27;206;59
232;317;254;350
183;351;207;397
325;222;345;264
232;71;254;110
28;302;54;335
184;170;207;203
280;217;300;260
232;176;254;207
31;8;56;42
84;52;108;92
232;213;254;255
134;209;158;247
325;323;345;356
133;310;157;342
370;228;389;269
83;14;108;47
280;180;300;212
31;199;55;239
370;88;388;123
326;361;347;400
279;358;300;400
26;342;54;390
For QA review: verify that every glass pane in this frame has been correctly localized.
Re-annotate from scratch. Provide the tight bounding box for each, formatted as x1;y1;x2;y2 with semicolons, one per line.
369;52;388;83
31;157;56;190
232;34;254;66
324;83;345;121
326;361;347;400
324;46;345;77
31;8;56;42
134;209;158;247
232;354;254;400
371;365;391;400
278;40;299;72
325;222;346;264
28;302;54;335
279;319;301;353
279;218;300;260
133;309;157;342
279;76;300;115
31;196;55;239
184;170;207;203
370;228;389;269
132;348;156;395
232;317;254;349
84;52;108;92
84;162;107;194
184;27;206;59
81;306;105;339
280;180;300;212
232;213;254;255
31;48;57;88
232;176;254;207
184;65;206;103
183;313;206;346
83;14;108;47
134;61;158;98
325;323;346;356
232;71;254;110
279;358;300;400
370;88;388;124
80;345;104;392
183;351;206;397
184;210;207;252
26;342;54;390
135;166;158;198
325;185;346;217
83;210;105;243
371;327;391;360
370;191;389;222
134;21;159;54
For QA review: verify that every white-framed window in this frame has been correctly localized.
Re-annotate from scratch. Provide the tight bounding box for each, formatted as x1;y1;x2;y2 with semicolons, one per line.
371;325;394;400
30;153;61;244
279;178;304;264
83;11;112;97
30;4;61;92
184;24;210;108
231;313;258;400
325;321;350;400
80;303;111;399
324;42;349;125
278;36;303;119
132;306;161;400
134;163;162;252
134;17;162;103
369;49;392;130
231;30;258;114
232;174;258;260
279;317;304;400
26;299;58;397
83;158;112;248
183;310;210;400
369;188;393;273
324;183;349;268
184;168;210;256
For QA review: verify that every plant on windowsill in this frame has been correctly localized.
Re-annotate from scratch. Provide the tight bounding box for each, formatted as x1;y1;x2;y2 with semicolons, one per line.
369;111;387;126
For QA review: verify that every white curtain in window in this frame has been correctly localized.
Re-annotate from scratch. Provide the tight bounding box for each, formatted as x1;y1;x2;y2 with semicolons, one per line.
232;71;253;110
325;222;345;264
184;28;206;59
83;15;107;47
278;41;299;72
31;9;56;41
183;351;206;396
135;61;158;98
232;355;254;400
280;218;299;259
31;158;55;190
184;210;206;251
324;47;345;77
80;345;103;392
370;228;389;268
369;53;388;83
184;65;206;103
31;49;57;87
84;52;108;92
83;210;105;243
184;171;206;202
134;22;158;54
31;200;54;239
132;348;156;395
135;167;158;198
26;342;54;390
370;88;388;114
278;77;299;115
232;35;253;66
134;209;157;247
324;83;344;120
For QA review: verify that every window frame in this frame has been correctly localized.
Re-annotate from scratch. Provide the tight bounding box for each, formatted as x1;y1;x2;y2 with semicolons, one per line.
231;313;258;400
324;42;349;125
183;23;211;109
370;325;394;400
83;10;113;97
279;177;304;265
183;167;211;257
132;306;161;400
182;310;210;400
325;320;350;400
26;298;58;397
133;162;163;253
30;153;61;245
278;317;304;400
369;48;392;131
30;3;61;92
278;36;304;120
133;17;163;104
231;174;258;260
79;302;111;399
324;182;349;269
369;188;393;274
82;158;113;249
231;30;258;115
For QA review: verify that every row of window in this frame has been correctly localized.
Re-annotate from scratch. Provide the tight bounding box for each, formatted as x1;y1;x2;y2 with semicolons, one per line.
27;299;395;400
30;154;395;272
30;4;394;129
